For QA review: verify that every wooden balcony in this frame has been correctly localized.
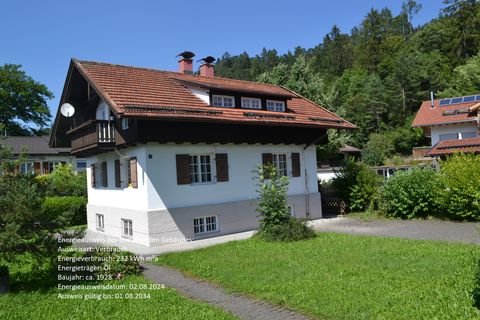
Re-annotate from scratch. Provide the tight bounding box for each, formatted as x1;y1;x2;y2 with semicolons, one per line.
412;146;432;159
67;120;116;155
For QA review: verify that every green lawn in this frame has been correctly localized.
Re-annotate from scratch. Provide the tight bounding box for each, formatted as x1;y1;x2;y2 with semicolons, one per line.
155;233;480;320
0;275;237;320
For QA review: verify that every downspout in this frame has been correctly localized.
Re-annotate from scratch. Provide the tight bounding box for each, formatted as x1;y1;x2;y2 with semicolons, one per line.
303;133;327;219
301;148;310;218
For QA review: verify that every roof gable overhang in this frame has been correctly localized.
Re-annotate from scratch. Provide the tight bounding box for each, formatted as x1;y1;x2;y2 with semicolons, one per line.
49;59;121;148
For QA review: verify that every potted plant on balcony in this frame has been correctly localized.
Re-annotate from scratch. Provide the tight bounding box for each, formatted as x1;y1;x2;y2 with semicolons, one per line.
0;264;9;294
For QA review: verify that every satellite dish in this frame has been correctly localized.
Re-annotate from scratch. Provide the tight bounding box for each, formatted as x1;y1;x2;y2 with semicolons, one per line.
198;56;216;64
60;103;75;117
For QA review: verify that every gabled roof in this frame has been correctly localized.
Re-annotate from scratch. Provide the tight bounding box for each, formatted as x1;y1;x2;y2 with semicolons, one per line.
71;59;355;130
427;137;480;156
1;136;70;155
412;96;479;127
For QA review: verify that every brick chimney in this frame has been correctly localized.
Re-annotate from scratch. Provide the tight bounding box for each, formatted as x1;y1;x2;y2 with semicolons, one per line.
200;63;214;77
198;56;216;77
177;51;195;74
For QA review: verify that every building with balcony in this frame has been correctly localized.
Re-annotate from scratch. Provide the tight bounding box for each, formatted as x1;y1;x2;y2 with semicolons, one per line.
412;94;480;157
50;53;355;247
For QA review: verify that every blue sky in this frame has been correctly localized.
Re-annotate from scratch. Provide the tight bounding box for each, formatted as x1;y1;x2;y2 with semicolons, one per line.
1;0;445;122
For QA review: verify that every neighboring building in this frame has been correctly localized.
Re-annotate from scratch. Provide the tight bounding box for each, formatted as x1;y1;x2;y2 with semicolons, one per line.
412;94;480;157
0;135;85;174
49;54;355;247
317;144;361;182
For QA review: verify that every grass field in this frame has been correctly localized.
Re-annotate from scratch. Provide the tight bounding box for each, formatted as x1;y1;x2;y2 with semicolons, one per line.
155;233;480;320
0;275;237;320
0;253;236;320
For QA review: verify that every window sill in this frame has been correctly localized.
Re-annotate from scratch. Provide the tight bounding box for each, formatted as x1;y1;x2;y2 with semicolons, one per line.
190;182;216;186
194;229;219;236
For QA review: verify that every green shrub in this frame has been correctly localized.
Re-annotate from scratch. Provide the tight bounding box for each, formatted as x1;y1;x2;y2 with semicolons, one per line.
38;163;87;197
42;196;87;226
0;264;8;276
255;164;314;241
258;217;316;242
380;168;440;219
256;164;290;231
349;163;383;212
437;154;480;221
331;158;362;200
0;174;57;262
331;160;382;212
473;258;480;309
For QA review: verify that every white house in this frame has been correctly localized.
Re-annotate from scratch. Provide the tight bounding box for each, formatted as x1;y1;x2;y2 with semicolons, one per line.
50;53;355;247
412;94;480;157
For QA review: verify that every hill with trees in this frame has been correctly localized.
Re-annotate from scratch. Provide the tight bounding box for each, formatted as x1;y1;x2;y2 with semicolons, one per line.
214;0;480;165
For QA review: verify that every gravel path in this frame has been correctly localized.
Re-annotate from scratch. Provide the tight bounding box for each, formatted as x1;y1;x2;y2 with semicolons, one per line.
312;217;480;244
141;263;311;320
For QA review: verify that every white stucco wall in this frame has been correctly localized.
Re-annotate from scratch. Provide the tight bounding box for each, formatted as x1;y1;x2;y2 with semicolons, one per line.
143;143;318;210
187;87;210;104
430;122;478;145
85;143;321;246
86;146;148;211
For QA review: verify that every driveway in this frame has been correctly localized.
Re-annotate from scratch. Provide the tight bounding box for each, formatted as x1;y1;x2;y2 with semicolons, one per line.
311;217;480;244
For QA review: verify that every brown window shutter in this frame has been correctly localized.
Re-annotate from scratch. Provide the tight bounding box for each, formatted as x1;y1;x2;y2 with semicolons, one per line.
129;157;138;188
291;153;301;177
101;161;108;187
34;162;41;175
215;153;229;182
91;164;96;188
176;154;191;185
262;153;273;165
114;160;121;188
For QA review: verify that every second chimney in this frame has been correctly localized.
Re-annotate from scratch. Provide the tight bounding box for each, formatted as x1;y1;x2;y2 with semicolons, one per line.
199;56;216;77
177;51;195;74
200;63;214;77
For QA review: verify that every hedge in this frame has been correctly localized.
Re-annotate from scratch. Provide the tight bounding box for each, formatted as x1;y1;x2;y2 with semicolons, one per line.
42;196;87;227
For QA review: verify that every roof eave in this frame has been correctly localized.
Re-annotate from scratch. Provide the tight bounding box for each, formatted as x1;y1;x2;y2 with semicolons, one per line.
413;118;477;127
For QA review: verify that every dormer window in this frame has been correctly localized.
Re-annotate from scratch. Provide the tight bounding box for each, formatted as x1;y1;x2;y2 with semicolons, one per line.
241;97;261;110
212;95;235;108
266;100;285;112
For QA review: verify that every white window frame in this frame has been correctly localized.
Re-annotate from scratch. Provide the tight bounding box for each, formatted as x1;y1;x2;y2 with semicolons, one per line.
121;219;133;239
241;97;262;109
193;215;218;235
121;118;129;130
189;154;214;185
287;205;295;217
272;153;288;176
212;95;235;108
20;162;34;174
266;100;285;112
96;214;104;231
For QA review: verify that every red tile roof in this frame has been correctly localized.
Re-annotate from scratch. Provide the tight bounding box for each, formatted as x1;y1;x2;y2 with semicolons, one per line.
74;60;355;130
427;137;480;156
412;99;478;127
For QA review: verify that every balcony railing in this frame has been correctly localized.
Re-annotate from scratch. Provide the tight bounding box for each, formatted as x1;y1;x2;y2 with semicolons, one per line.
68;120;116;154
412;146;432;159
